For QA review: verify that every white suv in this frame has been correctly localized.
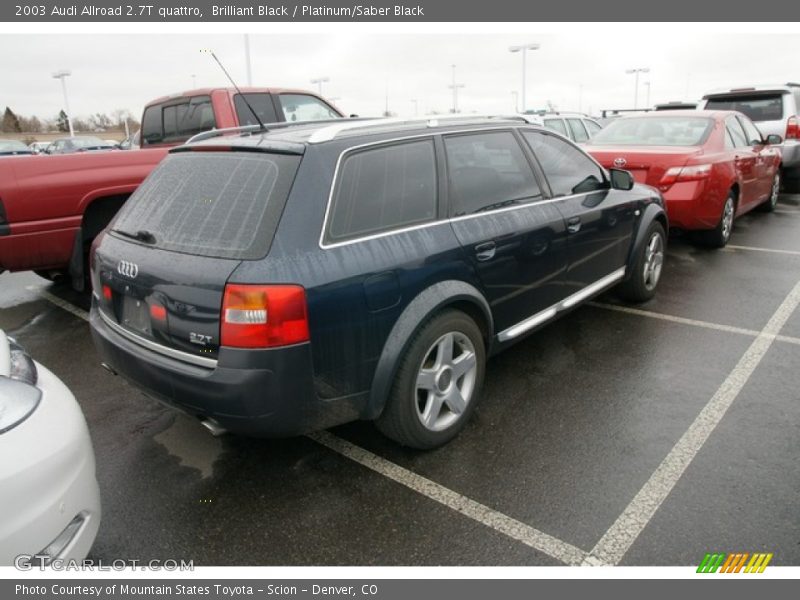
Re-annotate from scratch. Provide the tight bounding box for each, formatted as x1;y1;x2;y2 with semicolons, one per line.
700;83;800;192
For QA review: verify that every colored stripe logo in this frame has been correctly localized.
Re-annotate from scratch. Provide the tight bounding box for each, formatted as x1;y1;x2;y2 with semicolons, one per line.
697;552;773;573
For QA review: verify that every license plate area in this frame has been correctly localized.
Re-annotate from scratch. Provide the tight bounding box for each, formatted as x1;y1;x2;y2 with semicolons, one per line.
121;296;152;336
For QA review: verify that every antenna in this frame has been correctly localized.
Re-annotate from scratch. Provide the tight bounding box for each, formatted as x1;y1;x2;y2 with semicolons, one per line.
201;48;266;132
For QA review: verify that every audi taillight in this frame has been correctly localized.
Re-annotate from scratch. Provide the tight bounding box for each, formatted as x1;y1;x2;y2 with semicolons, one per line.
786;116;798;140
220;284;309;348
658;164;712;191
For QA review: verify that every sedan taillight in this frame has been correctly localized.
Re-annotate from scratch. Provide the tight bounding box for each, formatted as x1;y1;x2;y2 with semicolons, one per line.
659;164;712;192
220;284;309;348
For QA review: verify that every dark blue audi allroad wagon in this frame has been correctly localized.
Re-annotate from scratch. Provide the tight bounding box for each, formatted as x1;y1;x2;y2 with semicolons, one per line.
89;115;667;448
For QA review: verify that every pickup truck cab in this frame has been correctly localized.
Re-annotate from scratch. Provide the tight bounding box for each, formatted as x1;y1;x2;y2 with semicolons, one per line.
0;87;342;288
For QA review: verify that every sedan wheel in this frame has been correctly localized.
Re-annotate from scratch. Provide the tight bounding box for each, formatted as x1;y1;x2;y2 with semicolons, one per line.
762;172;781;212
702;192;736;248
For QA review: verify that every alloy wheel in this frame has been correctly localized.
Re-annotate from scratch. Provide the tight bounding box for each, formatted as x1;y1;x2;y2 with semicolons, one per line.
643;231;664;291
415;331;478;432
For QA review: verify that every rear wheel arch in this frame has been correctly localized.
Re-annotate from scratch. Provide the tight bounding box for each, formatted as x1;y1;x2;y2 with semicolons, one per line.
69;194;131;290
365;280;493;420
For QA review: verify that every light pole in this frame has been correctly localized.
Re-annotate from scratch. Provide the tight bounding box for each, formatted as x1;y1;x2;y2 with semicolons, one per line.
644;81;651;108
511;91;519;113
244;34;252;86
448;64;465;114
191;74;197;88
52;70;74;137
625;67;650;109
311;77;329;95
410;99;419;116
509;43;540;113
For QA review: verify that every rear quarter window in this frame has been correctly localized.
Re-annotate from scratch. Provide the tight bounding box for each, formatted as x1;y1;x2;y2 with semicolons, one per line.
111;152;301;259
326;139;437;243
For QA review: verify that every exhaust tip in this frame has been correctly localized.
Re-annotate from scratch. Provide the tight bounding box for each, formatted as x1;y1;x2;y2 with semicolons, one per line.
200;418;227;437
100;362;117;376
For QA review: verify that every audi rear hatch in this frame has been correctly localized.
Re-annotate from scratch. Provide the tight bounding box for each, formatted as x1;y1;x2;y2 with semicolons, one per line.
92;148;302;363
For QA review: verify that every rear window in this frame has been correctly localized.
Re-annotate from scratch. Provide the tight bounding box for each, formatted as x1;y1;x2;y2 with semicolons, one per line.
704;94;785;122
141;96;216;145
590;117;713;146
234;93;278;126
111;152;301;259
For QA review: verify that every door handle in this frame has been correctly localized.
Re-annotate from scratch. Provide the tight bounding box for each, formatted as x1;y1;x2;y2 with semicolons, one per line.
474;241;496;262
567;216;582;234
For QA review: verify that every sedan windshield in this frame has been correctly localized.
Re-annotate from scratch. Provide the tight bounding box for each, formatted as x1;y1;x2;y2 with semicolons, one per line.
590;117;713;146
70;137;113;149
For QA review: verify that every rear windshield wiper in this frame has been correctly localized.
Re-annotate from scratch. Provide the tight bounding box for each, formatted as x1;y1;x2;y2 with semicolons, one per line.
113;229;157;244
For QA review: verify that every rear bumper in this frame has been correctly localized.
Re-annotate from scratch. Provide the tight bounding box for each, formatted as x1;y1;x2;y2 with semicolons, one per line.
662;180;724;230
778;140;800;172
89;302;358;437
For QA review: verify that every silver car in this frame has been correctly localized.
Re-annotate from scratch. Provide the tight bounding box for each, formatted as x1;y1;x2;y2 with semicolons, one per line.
700;83;800;192
519;112;603;143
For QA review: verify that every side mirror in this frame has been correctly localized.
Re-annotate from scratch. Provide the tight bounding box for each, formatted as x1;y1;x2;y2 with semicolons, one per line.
766;134;783;145
609;168;634;191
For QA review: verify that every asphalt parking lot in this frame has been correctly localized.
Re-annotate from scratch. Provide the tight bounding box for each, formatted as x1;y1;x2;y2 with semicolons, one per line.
1;193;798;567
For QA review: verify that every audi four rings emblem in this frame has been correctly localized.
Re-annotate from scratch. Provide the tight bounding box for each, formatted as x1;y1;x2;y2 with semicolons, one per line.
614;157;627;167
117;260;139;279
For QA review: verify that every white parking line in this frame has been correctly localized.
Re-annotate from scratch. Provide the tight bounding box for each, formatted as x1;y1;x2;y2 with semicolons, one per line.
589;302;800;346
34;288;90;323
584;280;800;566
307;430;588;566
33;287;588;566
724;244;800;257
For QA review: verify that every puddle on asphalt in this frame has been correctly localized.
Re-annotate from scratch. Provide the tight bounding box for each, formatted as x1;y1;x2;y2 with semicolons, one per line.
153;413;224;479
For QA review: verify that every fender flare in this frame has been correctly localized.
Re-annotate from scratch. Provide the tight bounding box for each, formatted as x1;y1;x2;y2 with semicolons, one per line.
626;202;668;279
365;280;493;420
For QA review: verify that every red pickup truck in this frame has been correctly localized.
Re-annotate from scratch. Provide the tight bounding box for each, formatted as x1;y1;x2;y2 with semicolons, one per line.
0;87;342;288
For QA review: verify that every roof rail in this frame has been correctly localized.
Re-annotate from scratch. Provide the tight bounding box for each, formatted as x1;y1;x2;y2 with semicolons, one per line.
307;114;528;144
185;118;372;145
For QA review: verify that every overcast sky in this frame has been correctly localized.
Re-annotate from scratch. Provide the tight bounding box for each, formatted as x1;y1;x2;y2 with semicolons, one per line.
1;32;798;121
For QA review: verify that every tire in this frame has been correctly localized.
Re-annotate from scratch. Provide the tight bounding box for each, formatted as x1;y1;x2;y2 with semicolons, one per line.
376;310;486;449
702;190;736;248
781;175;800;194
759;172;781;212
617;221;666;303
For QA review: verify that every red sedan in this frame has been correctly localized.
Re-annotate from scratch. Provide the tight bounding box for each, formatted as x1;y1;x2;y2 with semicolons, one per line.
585;110;782;247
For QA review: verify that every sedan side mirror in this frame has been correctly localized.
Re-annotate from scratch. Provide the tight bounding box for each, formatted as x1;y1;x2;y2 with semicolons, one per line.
609;168;634;191
766;134;783;145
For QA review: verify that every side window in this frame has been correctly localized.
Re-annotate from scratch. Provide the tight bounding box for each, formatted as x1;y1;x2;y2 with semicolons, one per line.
583;119;602;137
522;131;606;197
544;118;568;137
726;117;749;148
724;128;736;150
444;131;542;216
234;93;278;126
279;94;340;122
143;96;215;145
327;140;437;242
566;118;590;143
738;116;763;145
141;106;162;145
